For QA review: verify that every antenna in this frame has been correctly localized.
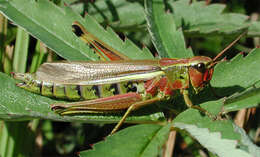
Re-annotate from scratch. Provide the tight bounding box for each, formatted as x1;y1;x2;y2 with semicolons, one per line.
212;31;247;62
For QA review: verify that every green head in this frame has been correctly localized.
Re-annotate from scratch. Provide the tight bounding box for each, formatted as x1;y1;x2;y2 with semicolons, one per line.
12;72;41;93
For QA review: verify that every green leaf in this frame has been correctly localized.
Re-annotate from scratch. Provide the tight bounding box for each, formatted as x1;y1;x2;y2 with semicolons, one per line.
0;0;97;61
12;27;29;73
174;100;239;139
203;48;260;113
248;21;260;37
0;73;164;122
87;0;146;29
174;122;251;157
223;84;260;113
169;0;249;36
82;24;154;60
173;101;252;157
0;0;153;61
212;48;260;92
80;124;171;157
232;124;260;157
145;0;193;58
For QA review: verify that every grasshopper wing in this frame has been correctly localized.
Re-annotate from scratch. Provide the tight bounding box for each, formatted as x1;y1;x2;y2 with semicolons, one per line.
36;61;163;85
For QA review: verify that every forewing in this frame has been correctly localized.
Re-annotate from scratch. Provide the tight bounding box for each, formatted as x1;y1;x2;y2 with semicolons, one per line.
36;61;163;85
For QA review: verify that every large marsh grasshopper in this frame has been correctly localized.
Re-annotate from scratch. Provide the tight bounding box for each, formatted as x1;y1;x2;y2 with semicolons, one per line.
13;21;244;134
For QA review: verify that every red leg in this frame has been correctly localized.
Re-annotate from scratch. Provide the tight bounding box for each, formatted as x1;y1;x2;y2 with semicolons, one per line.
51;92;161;134
51;92;143;114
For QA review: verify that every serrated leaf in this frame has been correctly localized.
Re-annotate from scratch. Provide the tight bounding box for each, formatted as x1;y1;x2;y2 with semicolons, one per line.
202;48;260;113
212;48;260;93
87;0;146;29
174;122;251;157
232;124;260;157
0;0;153;61
0;0;98;61
174;100;240;140
145;0;193;58
169;0;249;36
80;15;154;60
0;73;164;123
233;124;260;156
79;124;171;157
173;93;259;156
173;100;252;156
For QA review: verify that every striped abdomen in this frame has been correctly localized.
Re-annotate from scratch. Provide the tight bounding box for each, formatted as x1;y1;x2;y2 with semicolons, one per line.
19;77;146;100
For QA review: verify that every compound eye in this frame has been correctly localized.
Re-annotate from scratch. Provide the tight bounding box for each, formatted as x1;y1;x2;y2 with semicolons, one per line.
196;63;206;72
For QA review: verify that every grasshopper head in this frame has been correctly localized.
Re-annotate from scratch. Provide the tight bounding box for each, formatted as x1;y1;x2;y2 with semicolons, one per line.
12;72;36;88
12;72;41;93
188;32;247;93
12;72;32;83
188;56;214;93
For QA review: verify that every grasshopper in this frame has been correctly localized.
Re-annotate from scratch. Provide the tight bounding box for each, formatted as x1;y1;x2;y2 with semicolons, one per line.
13;21;244;134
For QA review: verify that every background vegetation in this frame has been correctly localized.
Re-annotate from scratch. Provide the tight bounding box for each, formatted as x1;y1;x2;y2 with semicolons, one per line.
0;0;260;156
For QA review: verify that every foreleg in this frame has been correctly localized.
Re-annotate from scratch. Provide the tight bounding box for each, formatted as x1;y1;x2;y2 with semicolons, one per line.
182;89;216;119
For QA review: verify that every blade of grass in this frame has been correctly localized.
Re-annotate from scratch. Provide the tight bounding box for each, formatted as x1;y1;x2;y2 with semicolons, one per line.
12;27;29;73
2;122;35;157
0;122;8;157
0;14;8;72
0;15;5;70
2;45;13;74
29;40;47;73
